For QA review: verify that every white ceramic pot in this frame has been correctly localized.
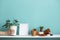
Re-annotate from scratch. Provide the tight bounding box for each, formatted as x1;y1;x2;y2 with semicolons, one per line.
39;32;44;34
19;23;28;36
10;26;17;36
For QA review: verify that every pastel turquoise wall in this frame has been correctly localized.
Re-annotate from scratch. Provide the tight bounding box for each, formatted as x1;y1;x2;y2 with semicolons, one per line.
0;0;60;34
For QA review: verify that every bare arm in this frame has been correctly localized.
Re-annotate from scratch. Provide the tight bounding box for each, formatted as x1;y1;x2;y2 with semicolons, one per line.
0;30;15;35
0;31;7;35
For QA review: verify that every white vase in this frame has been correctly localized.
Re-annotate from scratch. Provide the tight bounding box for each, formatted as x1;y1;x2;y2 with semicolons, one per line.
19;23;28;36
10;26;17;36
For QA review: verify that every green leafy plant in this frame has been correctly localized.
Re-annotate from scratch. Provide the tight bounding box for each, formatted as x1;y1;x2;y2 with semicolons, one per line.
2;20;12;28
2;19;19;28
13;19;19;26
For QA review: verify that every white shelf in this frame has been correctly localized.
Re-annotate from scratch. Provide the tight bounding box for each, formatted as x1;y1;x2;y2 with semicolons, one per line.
0;35;60;38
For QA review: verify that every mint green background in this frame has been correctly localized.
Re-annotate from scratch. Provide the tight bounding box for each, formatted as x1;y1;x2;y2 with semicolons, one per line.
0;0;60;34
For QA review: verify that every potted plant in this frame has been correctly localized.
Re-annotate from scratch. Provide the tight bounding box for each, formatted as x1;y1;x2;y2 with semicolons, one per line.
10;19;19;35
2;19;19;36
39;26;44;36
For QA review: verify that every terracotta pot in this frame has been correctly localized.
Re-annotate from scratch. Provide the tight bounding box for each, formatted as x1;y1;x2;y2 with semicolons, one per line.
31;29;38;36
44;28;50;36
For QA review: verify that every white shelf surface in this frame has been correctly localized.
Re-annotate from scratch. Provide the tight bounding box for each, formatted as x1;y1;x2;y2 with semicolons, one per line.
0;35;60;38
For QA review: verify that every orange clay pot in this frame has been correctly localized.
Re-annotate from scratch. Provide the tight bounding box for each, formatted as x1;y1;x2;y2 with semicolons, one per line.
31;29;38;36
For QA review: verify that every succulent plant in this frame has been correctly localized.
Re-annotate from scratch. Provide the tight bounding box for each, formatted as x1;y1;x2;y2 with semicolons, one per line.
40;26;44;32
